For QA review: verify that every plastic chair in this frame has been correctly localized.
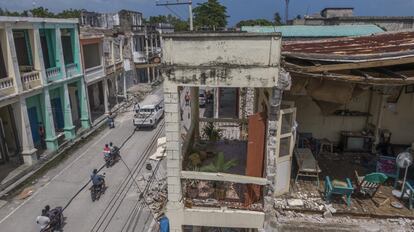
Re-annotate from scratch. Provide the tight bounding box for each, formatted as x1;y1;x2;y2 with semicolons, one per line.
324;176;354;207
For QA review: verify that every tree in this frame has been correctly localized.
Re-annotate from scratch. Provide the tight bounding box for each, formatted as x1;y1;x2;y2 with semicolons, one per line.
236;19;273;28
56;9;83;19
274;12;282;25
30;7;55;18
0;8;23;16
295;14;302;20
193;0;228;31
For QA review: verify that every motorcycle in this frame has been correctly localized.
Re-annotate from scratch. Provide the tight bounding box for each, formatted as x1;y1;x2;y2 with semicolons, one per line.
90;175;106;202
40;207;64;232
104;147;120;168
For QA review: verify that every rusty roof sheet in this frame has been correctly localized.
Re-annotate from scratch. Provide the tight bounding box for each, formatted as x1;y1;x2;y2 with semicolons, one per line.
283;31;414;61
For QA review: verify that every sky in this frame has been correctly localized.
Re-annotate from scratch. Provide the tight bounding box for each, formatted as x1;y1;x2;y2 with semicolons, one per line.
1;0;414;26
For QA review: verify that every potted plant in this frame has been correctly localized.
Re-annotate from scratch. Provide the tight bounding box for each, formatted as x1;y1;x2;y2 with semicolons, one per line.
200;152;238;200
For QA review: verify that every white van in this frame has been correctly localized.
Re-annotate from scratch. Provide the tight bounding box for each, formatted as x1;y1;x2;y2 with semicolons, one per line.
133;95;164;129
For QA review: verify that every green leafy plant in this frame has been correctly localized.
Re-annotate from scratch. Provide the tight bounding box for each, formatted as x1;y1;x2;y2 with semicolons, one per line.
200;152;237;173
202;122;222;142
200;152;238;200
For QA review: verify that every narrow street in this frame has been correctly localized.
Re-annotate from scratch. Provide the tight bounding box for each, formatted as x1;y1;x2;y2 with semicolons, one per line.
0;87;164;232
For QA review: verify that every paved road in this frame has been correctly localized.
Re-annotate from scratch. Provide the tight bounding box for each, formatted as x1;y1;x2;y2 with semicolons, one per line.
0;87;164;232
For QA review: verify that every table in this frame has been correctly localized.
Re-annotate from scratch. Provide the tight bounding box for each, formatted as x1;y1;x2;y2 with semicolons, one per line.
294;148;322;186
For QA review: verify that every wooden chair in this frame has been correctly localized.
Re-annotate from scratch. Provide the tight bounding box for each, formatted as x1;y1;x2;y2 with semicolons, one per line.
401;182;414;210
324;176;354;207
354;171;388;198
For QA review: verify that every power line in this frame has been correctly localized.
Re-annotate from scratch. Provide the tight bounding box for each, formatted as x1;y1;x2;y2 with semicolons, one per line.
155;0;193;31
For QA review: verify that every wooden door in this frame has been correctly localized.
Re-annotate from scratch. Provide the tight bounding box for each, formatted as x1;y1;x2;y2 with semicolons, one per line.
274;105;297;196
245;112;266;205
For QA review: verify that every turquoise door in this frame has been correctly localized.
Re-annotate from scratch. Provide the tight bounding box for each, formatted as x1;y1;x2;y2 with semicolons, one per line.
27;107;40;145
51;98;64;129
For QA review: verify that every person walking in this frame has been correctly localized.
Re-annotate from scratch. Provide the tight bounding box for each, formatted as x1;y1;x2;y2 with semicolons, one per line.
133;102;140;114
38;122;46;149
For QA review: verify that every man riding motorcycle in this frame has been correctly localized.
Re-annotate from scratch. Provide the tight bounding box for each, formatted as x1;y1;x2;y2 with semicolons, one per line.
104;142;120;167
36;205;63;231
91;169;105;189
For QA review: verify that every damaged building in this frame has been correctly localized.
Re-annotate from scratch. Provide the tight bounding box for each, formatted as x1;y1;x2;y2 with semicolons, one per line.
162;28;414;231
79;10;171;122
161;32;298;231
292;7;414;32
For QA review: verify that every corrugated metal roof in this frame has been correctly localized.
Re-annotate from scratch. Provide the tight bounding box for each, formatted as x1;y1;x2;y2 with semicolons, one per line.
241;25;383;37
282;31;414;61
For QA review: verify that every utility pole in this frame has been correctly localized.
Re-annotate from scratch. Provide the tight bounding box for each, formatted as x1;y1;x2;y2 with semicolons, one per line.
155;0;193;31
188;1;193;31
285;0;290;24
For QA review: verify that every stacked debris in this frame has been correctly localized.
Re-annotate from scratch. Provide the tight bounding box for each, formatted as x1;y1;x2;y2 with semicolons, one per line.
127;84;153;102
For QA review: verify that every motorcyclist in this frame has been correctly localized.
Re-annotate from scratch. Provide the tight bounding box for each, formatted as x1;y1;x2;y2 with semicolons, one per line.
45;205;62;230
91;169;105;189
107;112;115;128
109;142;119;158
36;209;50;230
103;144;111;159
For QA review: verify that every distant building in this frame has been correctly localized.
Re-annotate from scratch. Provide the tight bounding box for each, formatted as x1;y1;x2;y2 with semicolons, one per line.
291;7;414;31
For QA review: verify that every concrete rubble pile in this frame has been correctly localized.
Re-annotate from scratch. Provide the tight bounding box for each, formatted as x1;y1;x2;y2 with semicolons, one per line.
145;177;167;218
270;209;414;231
267;196;414;231
128;84;153;101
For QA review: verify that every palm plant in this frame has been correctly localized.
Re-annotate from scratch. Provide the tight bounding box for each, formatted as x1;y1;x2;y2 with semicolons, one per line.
202;122;222;142
200;152;238;200
200;152;237;173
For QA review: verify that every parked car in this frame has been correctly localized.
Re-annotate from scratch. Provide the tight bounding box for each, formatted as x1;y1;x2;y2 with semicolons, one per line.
133;95;164;129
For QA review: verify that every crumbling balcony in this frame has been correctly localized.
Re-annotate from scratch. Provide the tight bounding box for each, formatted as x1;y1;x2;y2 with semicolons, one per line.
115;60;123;71
83;42;104;82
105;57;115;75
46;66;61;82
0;77;15;98
21;69;41;91
65;63;79;78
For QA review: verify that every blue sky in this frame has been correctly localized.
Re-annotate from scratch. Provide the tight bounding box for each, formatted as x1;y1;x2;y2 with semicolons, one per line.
1;0;414;26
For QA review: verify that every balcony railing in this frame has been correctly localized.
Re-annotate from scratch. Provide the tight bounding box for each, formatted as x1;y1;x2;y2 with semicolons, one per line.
85;65;103;76
199;118;248;141
21;71;41;91
0;77;15;97
46;67;61;81
65;63;78;77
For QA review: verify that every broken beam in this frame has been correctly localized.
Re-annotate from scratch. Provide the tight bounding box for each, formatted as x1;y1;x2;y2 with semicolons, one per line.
180;171;268;185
